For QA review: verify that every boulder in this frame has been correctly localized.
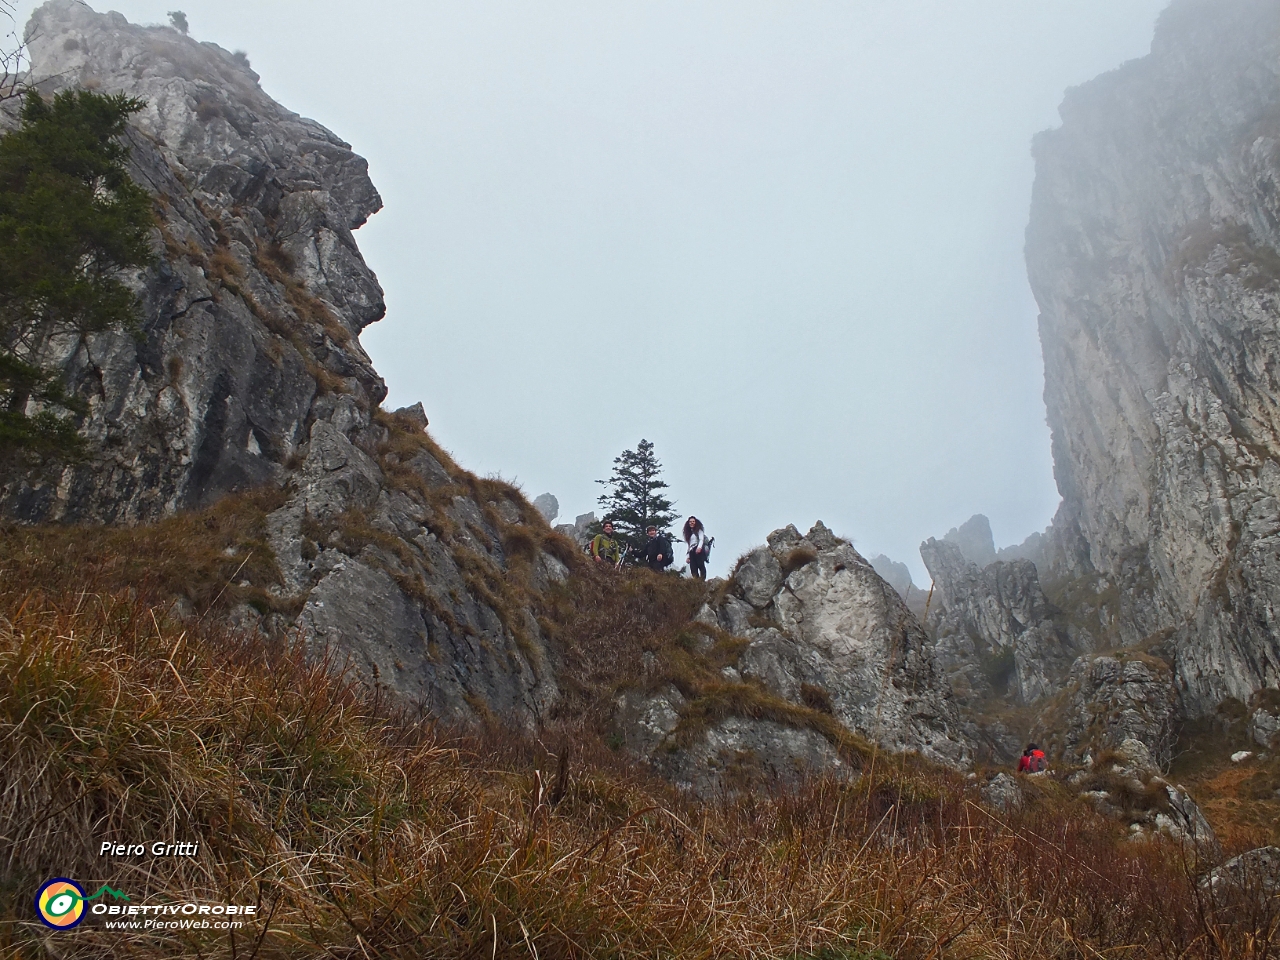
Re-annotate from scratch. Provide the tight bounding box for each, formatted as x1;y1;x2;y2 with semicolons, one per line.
1201;847;1280;896
1251;708;1280;750
705;523;972;769
658;718;851;797
981;773;1023;812
1156;784;1216;846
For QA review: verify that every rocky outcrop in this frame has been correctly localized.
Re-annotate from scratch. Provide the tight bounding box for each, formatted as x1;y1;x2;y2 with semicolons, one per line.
2;1;569;726
554;511;596;549
941;514;997;569
869;552;930;619
607;522;970;793
1026;0;1280;716
533;493;559;523
1253;708;1280;749
869;554;914;599
920;537;1084;704
8;1;384;520
696;522;972;769
1036;655;1178;768
981;772;1023;812
1201;846;1280;896
1072;739;1216;846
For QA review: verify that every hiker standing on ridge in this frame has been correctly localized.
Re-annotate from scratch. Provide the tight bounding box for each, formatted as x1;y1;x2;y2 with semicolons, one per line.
642;525;673;573
683;516;712;581
590;520;622;567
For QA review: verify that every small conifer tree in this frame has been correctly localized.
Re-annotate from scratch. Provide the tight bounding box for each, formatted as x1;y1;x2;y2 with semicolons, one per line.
595;439;678;552
0;89;153;475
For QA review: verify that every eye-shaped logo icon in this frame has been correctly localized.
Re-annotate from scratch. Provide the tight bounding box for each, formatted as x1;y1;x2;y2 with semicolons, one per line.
36;878;87;929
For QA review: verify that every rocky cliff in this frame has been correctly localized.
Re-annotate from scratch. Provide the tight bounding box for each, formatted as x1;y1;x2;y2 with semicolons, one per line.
689;523;972;772
920;537;1084;705
1026;0;1280;723
2;0;569;726
3;3;973;787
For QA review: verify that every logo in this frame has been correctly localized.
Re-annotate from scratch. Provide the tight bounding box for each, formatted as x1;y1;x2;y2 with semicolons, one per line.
35;878;130;929
36;879;86;929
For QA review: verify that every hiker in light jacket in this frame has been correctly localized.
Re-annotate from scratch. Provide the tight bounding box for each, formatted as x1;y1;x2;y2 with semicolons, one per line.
683;516;711;581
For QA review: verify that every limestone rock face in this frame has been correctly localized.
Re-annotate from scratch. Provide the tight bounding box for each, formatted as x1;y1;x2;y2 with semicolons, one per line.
702;522;972;769
2;1;562;726
920;538;1085;704
533;493;559;523
1036;656;1178;767
554;512;596;550
869;554;914;599
7;0;386;521
942;514;997;569
1026;0;1280;716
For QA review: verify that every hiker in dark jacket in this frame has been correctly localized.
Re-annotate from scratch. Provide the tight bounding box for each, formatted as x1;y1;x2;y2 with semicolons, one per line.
642;525;673;572
682;516;712;581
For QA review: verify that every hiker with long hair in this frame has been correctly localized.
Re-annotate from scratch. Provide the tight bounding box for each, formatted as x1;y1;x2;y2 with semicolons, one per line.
682;515;712;580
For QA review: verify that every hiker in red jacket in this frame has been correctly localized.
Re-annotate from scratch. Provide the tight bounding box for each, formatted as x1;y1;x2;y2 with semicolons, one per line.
1017;743;1047;773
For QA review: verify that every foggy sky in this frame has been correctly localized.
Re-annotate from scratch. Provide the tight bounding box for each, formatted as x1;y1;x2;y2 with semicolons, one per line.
13;0;1169;580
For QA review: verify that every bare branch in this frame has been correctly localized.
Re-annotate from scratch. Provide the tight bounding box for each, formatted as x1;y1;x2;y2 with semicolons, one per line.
0;0;30;103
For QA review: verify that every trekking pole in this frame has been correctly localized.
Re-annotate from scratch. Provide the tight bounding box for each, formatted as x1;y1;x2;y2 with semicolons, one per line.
615;545;630;571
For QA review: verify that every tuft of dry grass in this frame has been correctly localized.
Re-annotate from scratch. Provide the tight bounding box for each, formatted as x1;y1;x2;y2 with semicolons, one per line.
781;544;819;576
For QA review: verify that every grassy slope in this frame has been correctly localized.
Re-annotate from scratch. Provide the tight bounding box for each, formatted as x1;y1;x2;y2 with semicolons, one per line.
1;473;1278;957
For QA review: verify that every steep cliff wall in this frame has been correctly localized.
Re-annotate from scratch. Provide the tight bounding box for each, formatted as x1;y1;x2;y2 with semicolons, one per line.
2;0;568;726
1027;0;1280;717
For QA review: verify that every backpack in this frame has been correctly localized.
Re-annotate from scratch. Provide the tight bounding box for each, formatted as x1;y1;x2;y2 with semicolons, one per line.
658;536;674;567
1027;751;1047;773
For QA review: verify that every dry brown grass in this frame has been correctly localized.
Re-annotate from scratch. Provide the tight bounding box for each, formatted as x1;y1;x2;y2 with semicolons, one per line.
781;545;819;576
1;577;1277;958
1;413;1277;956
0;487;292;616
